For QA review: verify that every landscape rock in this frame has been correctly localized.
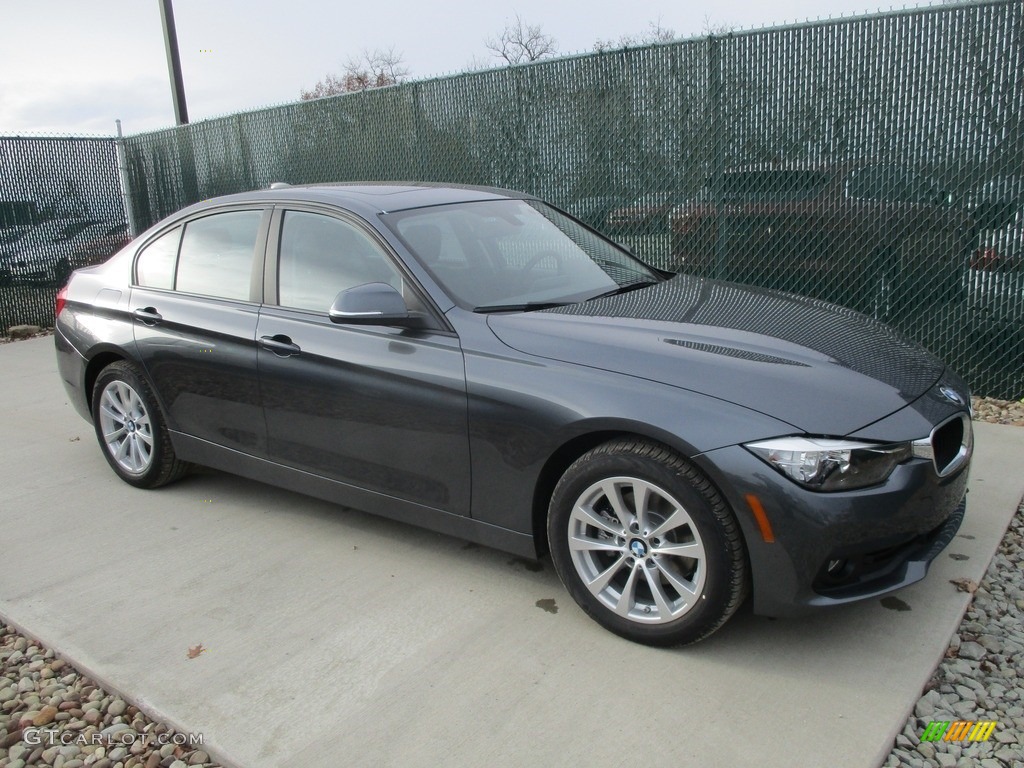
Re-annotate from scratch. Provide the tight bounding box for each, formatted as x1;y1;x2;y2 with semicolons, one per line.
7;324;42;340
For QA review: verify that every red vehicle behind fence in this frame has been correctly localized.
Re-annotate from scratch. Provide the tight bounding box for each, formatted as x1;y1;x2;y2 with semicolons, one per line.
669;164;975;312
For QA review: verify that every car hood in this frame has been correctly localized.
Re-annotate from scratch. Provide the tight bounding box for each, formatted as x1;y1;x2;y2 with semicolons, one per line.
486;275;946;435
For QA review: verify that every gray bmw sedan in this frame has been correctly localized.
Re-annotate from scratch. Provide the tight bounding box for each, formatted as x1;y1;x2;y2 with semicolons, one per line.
54;183;972;645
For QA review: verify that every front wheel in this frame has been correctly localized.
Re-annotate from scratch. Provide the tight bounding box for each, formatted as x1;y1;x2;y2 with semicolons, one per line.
91;361;189;488
548;439;748;646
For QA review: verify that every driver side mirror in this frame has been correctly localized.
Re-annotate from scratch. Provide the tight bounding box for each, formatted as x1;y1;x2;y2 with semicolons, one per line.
329;282;411;326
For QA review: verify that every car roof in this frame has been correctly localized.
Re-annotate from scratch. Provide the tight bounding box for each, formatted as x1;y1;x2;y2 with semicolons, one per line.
183;182;536;218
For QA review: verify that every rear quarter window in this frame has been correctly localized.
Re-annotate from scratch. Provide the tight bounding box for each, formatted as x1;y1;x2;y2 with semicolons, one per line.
718;171;830;203
135;227;180;289
846;166;947;205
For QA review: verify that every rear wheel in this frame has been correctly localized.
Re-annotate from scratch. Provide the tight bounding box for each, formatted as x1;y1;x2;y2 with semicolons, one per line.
548;438;748;646
91;361;189;488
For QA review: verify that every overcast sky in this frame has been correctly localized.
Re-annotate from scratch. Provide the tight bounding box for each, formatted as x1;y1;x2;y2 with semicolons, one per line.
2;0;944;137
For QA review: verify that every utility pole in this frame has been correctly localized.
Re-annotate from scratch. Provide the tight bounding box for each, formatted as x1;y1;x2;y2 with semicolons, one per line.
158;0;189;125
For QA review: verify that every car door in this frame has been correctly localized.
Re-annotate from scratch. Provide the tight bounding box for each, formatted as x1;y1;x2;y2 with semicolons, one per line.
256;207;471;515
131;206;270;455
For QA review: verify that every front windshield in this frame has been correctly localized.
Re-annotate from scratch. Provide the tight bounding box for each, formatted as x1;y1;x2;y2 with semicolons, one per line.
382;199;660;310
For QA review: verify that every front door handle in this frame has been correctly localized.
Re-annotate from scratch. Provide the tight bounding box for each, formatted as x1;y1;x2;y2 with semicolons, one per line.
132;307;163;325
259;335;301;357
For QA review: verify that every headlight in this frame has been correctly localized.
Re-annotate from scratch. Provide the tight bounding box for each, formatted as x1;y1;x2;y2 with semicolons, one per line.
744;437;912;491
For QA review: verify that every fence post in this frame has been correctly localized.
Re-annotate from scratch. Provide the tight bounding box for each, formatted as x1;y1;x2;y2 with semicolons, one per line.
708;34;726;281
114;119;139;237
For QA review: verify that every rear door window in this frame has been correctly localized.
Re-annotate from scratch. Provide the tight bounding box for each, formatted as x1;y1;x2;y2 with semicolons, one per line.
176;211;262;300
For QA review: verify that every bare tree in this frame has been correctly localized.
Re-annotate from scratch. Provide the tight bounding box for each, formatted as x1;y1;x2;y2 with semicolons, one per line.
486;15;558;65
463;54;492;72
594;21;676;52
701;15;735;36
301;48;410;99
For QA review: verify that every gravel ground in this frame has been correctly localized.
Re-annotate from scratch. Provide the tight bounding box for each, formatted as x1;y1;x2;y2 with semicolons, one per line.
1;332;1022;767
0;627;221;768
973;397;1024;427
0;327;51;345
883;499;1024;768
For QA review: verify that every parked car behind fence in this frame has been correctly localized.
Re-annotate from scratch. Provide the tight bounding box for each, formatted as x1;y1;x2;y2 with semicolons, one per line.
966;175;1023;324
0;219;130;286
607;193;683;234
669;164;974;316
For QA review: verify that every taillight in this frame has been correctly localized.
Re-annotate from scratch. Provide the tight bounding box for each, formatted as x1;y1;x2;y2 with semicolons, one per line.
55;286;68;319
670;206;708;235
673;213;699;235
970;246;1001;271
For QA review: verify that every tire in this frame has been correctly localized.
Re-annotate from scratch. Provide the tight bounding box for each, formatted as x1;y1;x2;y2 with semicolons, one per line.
548;438;748;646
91;361;189;489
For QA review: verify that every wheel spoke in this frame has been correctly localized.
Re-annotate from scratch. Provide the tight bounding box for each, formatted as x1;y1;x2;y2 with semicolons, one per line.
130;437;143;471
101;391;125;421
648;507;692;539
643;565;673;617
103;425;127;442
113;434;131;463
569;534;624;553
575;505;622;536
116;382;132;410
128;389;143;415
614;565;640;616
139;437;152;467
658;560;699;598
633;481;652;532
601;480;635;531
585;555;627;595
100;403;124;426
654;541;702;559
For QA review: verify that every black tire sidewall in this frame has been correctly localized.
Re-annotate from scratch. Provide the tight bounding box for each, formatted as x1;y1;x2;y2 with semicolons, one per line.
548;443;743;646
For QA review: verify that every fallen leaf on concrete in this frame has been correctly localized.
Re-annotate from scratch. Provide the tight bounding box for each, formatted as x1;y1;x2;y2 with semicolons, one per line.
950;577;979;594
187;644;206;659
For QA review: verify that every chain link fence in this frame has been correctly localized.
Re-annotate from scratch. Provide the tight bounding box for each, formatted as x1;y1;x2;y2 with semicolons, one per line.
0;136;129;331
3;1;1023;397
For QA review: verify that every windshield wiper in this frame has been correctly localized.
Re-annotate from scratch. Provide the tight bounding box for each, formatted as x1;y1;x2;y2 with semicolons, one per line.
473;301;575;313
586;280;661;301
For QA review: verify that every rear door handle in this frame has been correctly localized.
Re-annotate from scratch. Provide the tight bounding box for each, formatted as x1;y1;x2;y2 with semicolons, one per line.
259;335;301;357
132;307;163;325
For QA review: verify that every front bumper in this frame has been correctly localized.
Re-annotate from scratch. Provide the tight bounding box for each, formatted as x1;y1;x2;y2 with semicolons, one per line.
697;432;970;617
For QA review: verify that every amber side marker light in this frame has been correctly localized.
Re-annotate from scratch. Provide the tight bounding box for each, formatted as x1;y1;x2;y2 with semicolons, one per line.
745;494;776;543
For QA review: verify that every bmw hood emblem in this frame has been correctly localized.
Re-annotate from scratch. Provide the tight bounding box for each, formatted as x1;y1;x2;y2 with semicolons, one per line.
939;386;964;406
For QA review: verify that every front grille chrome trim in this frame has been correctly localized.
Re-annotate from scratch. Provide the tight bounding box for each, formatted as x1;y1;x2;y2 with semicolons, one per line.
912;413;973;478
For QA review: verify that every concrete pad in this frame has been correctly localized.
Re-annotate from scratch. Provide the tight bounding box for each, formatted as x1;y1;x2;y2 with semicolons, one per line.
1;335;1022;768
